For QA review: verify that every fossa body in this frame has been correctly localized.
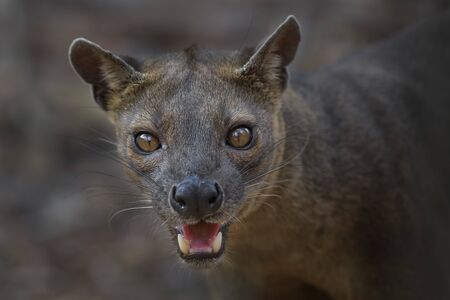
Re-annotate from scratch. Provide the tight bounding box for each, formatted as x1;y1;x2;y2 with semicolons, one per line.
69;13;450;299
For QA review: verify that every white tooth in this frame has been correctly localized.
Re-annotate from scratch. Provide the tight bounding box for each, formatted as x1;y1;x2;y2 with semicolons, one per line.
177;234;190;255
212;231;222;253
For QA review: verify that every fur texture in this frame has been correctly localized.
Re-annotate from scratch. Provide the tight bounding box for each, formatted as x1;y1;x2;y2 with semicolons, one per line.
69;14;450;299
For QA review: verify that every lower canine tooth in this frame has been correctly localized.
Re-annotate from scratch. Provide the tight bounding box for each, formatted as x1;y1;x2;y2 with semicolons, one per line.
212;231;222;253
177;234;190;255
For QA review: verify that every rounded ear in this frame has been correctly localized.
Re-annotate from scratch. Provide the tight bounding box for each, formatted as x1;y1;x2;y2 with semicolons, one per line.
240;15;301;88
69;38;141;110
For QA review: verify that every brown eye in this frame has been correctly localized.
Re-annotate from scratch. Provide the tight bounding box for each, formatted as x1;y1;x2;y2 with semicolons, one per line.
227;126;253;149
135;132;161;153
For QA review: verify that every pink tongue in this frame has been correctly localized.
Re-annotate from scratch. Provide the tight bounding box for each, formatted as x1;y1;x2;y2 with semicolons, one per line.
183;222;220;248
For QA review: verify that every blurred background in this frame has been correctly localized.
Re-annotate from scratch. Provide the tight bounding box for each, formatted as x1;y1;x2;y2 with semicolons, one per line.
0;0;448;299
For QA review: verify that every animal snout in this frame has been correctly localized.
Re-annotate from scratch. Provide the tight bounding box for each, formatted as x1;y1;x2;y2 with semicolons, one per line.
169;176;223;219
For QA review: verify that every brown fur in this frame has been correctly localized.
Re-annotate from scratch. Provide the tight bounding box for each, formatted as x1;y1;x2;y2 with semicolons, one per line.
69;14;450;299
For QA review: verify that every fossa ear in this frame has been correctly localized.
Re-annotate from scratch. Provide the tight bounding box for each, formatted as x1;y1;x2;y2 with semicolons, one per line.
69;38;143;111
239;15;301;89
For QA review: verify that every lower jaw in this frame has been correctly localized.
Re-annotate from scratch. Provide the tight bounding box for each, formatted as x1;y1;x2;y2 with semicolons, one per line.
176;223;229;265
180;249;225;268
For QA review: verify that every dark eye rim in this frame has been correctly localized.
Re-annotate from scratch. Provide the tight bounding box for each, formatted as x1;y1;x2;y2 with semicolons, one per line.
133;131;161;154
226;125;255;150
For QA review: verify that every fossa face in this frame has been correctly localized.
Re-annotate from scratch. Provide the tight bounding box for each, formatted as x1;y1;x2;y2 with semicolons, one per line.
69;16;300;267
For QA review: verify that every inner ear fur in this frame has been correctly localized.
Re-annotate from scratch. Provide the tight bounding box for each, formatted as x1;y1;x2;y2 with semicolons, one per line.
239;15;301;88
69;38;142;110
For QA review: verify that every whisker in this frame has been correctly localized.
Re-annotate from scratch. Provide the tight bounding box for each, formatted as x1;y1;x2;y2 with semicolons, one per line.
72;137;164;190
259;200;277;213
109;206;155;223
245;178;295;189
70;170;148;189
85;192;150;200
245;182;294;195
223;210;249;239
85;126;114;140
239;133;302;176
244;133;310;185
246;193;282;199
149;215;171;238
81;186;152;200
80;185;145;193
128;200;153;204
97;137;118;147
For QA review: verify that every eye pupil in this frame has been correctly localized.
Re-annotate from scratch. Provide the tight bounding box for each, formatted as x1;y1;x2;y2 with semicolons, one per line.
135;132;160;153
227;126;252;149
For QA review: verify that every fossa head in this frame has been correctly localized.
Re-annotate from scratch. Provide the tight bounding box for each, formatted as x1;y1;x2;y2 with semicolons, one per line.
69;16;300;267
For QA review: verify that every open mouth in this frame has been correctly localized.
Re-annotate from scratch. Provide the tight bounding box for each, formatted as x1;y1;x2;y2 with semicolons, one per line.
176;221;225;260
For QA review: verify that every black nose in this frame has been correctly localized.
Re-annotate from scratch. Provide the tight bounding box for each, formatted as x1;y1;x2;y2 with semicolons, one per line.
169;176;223;218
